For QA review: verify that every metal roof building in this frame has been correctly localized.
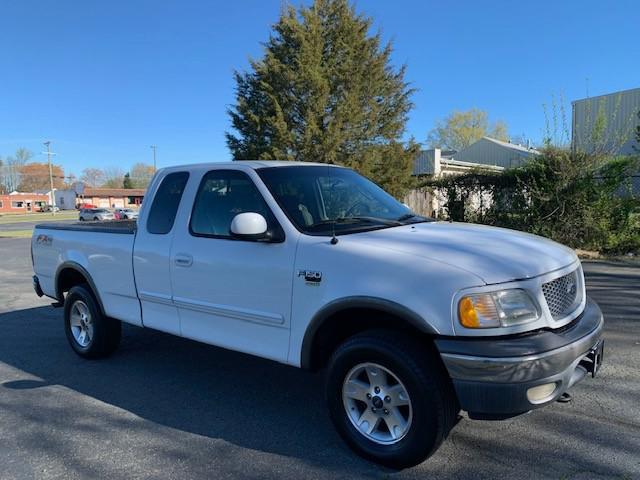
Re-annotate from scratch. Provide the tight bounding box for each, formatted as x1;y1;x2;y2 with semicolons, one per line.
572;87;640;155
453;137;540;168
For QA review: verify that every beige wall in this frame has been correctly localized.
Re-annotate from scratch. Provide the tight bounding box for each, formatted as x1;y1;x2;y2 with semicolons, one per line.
81;196;141;208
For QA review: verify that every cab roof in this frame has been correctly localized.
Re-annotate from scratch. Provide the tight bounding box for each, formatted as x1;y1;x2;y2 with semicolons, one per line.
159;160;345;173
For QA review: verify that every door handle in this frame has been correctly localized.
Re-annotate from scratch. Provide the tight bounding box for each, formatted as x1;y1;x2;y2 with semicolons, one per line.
174;253;193;267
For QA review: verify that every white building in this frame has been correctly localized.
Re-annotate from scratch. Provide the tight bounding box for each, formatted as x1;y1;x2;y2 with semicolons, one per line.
54;189;78;210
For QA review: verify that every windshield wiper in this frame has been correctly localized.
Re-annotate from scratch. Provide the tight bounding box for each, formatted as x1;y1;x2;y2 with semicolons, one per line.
396;213;432;224
309;216;402;228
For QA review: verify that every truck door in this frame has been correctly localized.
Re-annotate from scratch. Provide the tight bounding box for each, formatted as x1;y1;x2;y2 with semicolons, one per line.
133;171;190;335
170;168;295;363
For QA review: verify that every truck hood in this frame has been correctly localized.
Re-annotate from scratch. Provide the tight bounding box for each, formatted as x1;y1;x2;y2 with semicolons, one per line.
356;222;577;285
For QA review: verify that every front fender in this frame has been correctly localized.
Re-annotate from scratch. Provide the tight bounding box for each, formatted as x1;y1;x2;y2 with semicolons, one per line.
299;295;438;369
288;233;485;366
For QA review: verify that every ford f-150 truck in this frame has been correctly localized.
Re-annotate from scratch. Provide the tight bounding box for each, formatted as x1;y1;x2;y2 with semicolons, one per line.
31;161;604;468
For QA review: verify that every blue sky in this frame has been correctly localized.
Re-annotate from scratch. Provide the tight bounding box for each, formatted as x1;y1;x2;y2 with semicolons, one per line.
1;0;638;177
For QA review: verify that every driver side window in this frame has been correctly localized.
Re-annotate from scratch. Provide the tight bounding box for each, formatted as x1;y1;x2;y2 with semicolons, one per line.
190;170;274;238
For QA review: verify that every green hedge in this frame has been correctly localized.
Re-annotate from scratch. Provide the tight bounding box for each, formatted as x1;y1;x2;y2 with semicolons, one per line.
424;149;640;254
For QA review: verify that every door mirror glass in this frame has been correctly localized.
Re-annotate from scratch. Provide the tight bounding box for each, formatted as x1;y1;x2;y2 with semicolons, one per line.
230;212;268;239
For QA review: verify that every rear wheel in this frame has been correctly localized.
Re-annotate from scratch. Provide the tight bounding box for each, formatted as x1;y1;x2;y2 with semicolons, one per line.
326;331;459;469
64;285;121;358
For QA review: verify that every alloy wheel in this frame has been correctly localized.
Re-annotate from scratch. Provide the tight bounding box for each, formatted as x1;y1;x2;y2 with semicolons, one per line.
342;362;413;445
69;300;94;347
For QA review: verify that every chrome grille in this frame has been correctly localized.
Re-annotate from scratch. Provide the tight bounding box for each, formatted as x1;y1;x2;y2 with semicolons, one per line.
542;270;582;320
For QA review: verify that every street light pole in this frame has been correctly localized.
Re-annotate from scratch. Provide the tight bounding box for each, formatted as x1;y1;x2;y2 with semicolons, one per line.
43;141;56;216
150;145;157;172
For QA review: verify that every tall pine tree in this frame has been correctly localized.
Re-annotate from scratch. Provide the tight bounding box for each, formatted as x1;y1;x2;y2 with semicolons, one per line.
226;0;417;198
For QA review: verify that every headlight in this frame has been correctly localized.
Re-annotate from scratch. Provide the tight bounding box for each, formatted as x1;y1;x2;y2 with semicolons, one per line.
458;289;539;328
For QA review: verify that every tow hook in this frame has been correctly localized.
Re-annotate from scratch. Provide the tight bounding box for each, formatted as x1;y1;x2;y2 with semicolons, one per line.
556;392;572;403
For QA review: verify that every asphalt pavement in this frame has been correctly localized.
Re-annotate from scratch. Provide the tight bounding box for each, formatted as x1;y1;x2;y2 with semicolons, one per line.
0;236;638;479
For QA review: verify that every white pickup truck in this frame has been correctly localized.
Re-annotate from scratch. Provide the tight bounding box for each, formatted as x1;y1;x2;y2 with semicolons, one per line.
32;161;604;468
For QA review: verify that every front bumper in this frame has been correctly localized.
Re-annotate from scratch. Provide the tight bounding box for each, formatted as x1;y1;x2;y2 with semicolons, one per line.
435;297;604;419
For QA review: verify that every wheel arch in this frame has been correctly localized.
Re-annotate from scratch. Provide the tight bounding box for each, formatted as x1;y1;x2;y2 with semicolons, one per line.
55;261;106;315
300;296;438;371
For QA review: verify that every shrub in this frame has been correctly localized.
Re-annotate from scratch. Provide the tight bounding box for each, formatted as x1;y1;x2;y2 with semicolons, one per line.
424;149;640;254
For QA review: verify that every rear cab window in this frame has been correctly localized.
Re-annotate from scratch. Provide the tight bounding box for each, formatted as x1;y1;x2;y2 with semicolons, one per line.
147;172;190;234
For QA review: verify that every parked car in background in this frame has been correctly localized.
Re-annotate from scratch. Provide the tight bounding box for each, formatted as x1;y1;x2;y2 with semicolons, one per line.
114;208;139;220
77;203;97;210
78;208;115;221
40;205;60;213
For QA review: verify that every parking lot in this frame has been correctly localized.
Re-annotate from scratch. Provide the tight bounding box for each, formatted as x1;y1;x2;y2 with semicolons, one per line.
0;234;639;479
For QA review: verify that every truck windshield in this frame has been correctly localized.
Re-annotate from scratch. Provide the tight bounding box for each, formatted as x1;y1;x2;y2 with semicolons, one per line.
257;166;429;236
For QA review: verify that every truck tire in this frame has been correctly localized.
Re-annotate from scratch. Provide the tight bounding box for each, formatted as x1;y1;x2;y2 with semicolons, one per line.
326;330;459;469
64;284;121;359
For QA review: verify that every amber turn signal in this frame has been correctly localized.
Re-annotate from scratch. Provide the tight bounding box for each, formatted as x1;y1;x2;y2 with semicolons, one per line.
458;296;479;328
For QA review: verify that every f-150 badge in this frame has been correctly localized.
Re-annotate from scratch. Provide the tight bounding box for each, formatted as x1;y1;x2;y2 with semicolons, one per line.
298;270;322;284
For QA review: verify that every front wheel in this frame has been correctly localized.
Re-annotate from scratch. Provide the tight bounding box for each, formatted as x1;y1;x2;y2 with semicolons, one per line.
64;285;121;359
326;331;459;469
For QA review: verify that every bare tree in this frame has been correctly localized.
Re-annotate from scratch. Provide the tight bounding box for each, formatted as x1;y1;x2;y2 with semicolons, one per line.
102;166;125;188
0;157;6;194
2;148;33;192
80;168;105;187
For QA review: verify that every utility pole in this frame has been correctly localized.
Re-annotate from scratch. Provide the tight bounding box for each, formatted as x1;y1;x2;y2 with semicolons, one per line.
150;145;157;172
43;141;56;215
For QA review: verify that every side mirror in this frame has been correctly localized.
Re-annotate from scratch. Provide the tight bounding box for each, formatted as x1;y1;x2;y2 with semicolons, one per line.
230;212;269;240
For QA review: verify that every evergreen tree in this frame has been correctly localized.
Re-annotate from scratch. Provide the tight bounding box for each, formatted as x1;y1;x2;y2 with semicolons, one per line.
123;172;133;189
226;0;417;197
635;110;640;150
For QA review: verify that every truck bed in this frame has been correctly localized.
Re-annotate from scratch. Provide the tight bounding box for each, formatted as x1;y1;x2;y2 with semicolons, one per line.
32;219;142;326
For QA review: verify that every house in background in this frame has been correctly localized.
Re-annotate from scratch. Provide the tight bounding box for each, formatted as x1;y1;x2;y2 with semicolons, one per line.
0;192;49;213
53;186;146;209
572;87;640;155
77;187;145;208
